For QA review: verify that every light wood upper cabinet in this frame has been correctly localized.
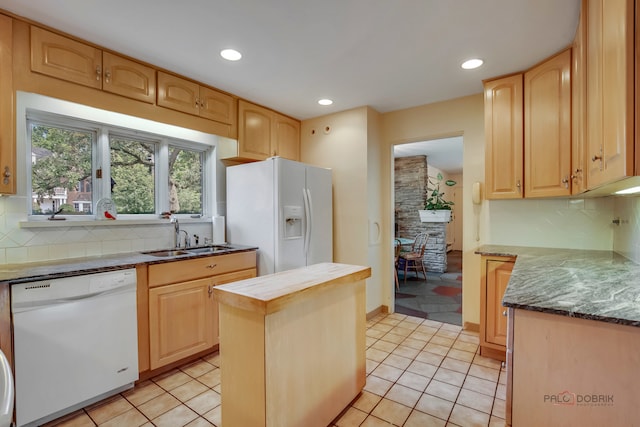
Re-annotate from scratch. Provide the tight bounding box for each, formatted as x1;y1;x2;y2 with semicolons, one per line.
238;100;300;162
157;72;199;115
102;52;155;103
0;15;15;194
157;71;237;126
484;74;524;199
586;0;635;189
199;86;236;125
480;256;514;361
238;100;274;160
31;26;156;104
274;113;301;161
572;3;588;195
31;26;102;89
524;49;572;198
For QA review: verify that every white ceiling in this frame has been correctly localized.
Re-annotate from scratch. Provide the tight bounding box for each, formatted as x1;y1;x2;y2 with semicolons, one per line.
394;137;464;175
0;1;580;174
0;0;580;122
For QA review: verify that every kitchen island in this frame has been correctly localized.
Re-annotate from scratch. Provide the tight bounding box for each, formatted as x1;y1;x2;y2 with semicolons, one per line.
213;262;371;427
476;245;640;426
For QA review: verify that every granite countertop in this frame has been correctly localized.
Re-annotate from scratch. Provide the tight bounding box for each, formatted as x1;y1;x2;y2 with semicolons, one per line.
0;244;258;284
475;245;640;327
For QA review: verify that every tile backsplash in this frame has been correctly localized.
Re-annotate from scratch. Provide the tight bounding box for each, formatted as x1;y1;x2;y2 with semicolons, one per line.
487;197;615;250
613;195;640;263
0;196;215;265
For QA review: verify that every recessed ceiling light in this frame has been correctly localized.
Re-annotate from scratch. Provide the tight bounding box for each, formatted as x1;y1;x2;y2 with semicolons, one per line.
318;99;333;106
461;58;483;70
615;186;640;195
220;49;242;61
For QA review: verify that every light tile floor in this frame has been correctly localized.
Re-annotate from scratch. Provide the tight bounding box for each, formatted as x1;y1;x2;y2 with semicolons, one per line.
45;313;505;427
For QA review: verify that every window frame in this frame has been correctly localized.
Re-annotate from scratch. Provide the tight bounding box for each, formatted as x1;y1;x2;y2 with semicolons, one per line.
25;110;215;221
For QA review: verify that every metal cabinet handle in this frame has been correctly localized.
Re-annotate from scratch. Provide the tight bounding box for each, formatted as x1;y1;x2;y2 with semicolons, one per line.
591;155;602;162
208;285;213;297
571;168;582;180
502;310;507;317
3;166;10;185
105;69;111;84
96;65;102;81
561;176;569;189
516;180;521;193
206;264;217;269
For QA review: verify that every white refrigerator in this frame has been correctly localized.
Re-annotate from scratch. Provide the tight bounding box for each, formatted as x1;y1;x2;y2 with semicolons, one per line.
226;157;333;276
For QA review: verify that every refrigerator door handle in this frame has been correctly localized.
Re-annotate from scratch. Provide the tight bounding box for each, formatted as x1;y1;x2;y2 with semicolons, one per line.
303;187;312;257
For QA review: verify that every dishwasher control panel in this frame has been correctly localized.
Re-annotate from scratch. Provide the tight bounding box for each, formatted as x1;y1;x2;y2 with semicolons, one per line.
11;268;137;311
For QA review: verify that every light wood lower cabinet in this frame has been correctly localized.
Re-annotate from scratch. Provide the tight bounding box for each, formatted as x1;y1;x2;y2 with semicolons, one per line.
140;251;256;373
508;308;640;426
149;277;216;370
479;256;514;361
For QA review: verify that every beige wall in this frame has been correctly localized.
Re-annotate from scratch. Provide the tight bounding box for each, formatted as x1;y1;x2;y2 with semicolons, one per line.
382;94;485;327
301;92;627;327
300;107;388;313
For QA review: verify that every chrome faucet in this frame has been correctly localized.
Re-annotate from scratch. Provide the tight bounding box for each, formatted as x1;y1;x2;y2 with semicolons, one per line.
171;216;180;248
181;229;190;248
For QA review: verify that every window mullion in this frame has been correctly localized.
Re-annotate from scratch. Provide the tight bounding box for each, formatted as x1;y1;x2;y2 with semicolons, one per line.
157;140;169;214
96;127;111;205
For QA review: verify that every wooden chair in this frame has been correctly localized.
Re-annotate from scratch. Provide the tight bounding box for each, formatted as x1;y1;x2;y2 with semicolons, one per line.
394;238;402;290
399;232;428;284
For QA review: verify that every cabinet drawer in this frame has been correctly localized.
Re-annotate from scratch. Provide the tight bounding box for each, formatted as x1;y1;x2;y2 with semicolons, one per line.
148;251;256;287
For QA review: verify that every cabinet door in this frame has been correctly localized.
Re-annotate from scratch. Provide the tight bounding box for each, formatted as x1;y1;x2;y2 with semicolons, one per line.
524;49;572;198
149;277;214;369
238;100;272;160
199;86;236;125
586;0;635;189
485;259;513;347
157;71;200;116
102;52;156;103
571;5;587;195
0;15;15;194
273;113;300;161
30;26;102;89
484;75;524;199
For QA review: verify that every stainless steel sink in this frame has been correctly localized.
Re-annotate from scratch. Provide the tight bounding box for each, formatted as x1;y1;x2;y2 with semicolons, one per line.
186;245;232;254
144;249;191;257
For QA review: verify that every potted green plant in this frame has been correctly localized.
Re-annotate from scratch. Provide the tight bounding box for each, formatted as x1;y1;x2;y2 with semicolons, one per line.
419;173;455;222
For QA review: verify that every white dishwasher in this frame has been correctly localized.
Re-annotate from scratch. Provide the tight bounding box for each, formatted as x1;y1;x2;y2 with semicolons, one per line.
11;268;139;427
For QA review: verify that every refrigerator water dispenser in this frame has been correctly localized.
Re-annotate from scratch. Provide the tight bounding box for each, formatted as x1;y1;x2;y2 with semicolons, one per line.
283;206;303;239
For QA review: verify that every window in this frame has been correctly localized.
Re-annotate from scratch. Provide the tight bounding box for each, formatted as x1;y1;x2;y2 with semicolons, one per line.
30;123;94;216
27;112;212;219
109;135;156;215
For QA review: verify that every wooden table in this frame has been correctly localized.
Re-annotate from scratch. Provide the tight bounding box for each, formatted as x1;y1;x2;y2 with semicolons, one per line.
213;262;371;427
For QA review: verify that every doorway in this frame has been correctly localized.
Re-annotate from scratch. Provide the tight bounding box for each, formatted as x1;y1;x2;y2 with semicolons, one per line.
393;136;463;326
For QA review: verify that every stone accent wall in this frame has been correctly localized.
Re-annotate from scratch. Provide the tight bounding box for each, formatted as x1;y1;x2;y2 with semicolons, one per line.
423;223;447;273
395;155;448;273
395;156;428;238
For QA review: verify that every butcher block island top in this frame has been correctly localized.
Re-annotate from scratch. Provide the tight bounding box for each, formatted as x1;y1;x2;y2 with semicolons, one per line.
213;262;372;314
213;262;371;427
